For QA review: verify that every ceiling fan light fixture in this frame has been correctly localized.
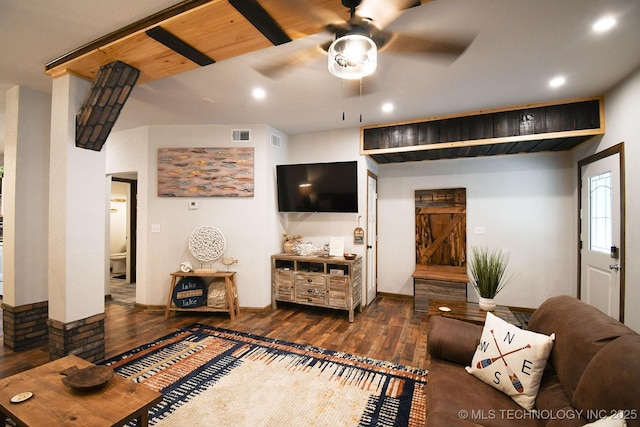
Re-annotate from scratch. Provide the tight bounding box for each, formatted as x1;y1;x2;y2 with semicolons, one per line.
328;34;377;79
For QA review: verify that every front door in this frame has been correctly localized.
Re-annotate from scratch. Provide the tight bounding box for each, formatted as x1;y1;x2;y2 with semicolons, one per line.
579;144;624;321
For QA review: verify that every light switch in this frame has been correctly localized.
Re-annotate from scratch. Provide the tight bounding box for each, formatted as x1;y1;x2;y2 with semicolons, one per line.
188;201;199;210
473;226;487;235
151;224;161;233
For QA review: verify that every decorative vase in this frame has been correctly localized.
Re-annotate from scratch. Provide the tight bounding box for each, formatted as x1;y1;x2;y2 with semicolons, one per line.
478;297;496;311
283;242;294;254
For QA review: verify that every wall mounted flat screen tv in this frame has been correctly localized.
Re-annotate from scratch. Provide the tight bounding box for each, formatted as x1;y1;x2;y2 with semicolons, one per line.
276;161;358;213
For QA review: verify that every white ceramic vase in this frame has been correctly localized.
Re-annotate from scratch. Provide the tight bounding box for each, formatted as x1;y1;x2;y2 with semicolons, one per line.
478;297;496;311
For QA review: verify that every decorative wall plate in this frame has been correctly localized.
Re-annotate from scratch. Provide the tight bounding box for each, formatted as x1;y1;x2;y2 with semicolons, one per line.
188;226;226;262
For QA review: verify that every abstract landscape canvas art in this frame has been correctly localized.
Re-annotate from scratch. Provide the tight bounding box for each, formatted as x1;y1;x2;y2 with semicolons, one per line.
158;147;254;197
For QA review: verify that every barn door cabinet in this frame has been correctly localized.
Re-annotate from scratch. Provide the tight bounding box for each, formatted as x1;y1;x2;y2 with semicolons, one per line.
413;188;469;311
271;254;362;322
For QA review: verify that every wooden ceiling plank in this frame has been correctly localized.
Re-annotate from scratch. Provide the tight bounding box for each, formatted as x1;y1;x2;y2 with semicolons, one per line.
44;0;347;84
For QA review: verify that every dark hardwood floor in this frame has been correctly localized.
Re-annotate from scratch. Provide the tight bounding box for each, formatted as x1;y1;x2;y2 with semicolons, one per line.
0;294;430;379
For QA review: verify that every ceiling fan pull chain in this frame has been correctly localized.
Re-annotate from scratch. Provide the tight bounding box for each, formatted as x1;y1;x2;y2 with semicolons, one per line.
359;78;363;122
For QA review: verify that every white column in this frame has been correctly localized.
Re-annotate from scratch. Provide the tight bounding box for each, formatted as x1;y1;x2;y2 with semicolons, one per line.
48;74;106;323
2;86;51;306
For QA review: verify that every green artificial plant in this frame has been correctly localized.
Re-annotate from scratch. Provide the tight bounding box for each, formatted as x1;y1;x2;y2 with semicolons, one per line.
468;246;514;299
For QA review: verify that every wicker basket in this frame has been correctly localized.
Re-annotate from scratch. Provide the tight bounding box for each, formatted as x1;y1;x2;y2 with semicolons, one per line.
207;281;228;308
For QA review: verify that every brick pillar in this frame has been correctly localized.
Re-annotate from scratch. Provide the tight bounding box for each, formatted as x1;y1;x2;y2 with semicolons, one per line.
1;301;49;351
48;313;106;362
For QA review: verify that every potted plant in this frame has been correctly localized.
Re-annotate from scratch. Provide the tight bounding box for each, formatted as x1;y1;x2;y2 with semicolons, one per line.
468;246;514;311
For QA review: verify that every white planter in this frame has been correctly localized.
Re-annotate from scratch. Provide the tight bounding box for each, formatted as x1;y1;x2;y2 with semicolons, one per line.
478;297;496;311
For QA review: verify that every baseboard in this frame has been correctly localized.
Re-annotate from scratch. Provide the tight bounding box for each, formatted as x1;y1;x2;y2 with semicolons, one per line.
376;292;413;300
132;303;273;313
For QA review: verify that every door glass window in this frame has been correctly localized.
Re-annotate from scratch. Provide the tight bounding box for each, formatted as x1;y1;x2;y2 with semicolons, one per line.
589;171;612;253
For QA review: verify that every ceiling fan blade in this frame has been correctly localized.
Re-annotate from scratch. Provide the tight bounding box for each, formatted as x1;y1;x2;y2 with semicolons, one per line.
357;0;422;30
253;44;327;79
382;32;476;61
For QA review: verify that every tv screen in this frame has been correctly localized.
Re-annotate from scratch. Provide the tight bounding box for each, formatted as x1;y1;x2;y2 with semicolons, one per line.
276;161;358;213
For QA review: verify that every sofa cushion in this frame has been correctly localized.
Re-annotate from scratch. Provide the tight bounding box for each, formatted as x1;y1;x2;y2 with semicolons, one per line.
466;312;554;410
528;296;636;401
427;359;543;427
572;334;640;427
427;315;484;365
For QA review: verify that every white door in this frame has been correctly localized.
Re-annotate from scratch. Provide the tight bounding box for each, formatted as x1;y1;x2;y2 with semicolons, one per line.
366;173;378;305
580;150;622;320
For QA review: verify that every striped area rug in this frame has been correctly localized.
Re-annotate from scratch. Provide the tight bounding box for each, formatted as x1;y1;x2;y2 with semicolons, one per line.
103;324;428;426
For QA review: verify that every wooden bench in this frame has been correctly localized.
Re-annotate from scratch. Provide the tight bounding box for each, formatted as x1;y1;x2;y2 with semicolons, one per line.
413;265;468;312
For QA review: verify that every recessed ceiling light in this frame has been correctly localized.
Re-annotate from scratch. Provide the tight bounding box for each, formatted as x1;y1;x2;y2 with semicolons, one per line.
252;88;266;100
382;102;394;113
549;76;566;88
592;15;616;33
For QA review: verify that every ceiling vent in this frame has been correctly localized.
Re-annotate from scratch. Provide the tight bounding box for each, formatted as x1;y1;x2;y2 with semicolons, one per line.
270;134;282;149
231;129;251;142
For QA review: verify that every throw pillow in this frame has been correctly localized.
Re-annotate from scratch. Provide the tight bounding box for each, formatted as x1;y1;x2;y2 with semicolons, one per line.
583;411;627;426
465;312;555;410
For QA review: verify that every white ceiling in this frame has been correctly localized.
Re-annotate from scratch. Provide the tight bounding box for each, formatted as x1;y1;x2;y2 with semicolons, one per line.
1;0;640;154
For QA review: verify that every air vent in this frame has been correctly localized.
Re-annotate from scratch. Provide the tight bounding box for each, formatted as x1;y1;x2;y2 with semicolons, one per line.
270;134;282;149
231;129;251;142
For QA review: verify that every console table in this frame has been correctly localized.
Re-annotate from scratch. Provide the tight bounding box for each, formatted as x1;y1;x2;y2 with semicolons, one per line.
164;270;240;320
0;355;161;426
271;254;362;322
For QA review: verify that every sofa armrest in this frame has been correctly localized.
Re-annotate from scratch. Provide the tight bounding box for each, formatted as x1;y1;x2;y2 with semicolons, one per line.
427;315;483;365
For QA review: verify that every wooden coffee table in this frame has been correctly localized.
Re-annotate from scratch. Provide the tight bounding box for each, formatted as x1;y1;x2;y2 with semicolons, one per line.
0;355;162;426
428;298;522;327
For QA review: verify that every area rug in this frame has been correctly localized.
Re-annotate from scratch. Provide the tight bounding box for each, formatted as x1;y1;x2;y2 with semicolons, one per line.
103;323;428;426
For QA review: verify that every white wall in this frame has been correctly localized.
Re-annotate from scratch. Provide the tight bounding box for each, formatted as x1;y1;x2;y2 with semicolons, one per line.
376;152;576;308
285;128;368;259
573;65;640;331
107;124;286;308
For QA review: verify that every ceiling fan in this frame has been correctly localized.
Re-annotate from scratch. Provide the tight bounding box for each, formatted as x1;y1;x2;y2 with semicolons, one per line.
255;0;475;82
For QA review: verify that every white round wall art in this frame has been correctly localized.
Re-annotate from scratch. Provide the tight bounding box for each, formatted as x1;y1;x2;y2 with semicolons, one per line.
188;226;226;262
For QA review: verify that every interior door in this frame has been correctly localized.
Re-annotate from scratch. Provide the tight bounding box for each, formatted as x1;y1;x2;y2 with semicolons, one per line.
579;145;624;321
366;172;378;305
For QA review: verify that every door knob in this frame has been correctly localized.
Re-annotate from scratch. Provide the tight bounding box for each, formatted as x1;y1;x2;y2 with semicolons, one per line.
609;264;621;271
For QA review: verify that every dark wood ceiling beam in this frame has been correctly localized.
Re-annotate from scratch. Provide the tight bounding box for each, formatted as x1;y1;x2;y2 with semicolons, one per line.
228;0;291;46
145;26;215;66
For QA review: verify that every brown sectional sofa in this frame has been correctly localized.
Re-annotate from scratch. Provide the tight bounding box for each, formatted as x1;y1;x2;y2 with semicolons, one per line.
425;295;640;426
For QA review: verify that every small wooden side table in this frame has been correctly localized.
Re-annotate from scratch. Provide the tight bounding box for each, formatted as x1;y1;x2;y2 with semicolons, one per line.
427;298;522;327
164;270;240;320
0;355;161;426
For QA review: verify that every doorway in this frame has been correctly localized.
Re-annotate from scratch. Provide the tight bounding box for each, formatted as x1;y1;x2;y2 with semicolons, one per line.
366;171;378;306
578;143;625;321
109;176;138;300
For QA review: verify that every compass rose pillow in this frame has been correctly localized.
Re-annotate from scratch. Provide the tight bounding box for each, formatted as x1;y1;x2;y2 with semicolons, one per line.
466;312;555;410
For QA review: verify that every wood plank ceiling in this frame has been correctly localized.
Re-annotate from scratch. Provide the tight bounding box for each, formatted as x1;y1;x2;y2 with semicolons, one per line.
45;0;355;84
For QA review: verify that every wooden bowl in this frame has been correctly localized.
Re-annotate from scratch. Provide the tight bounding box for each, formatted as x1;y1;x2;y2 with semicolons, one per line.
343;253;356;260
